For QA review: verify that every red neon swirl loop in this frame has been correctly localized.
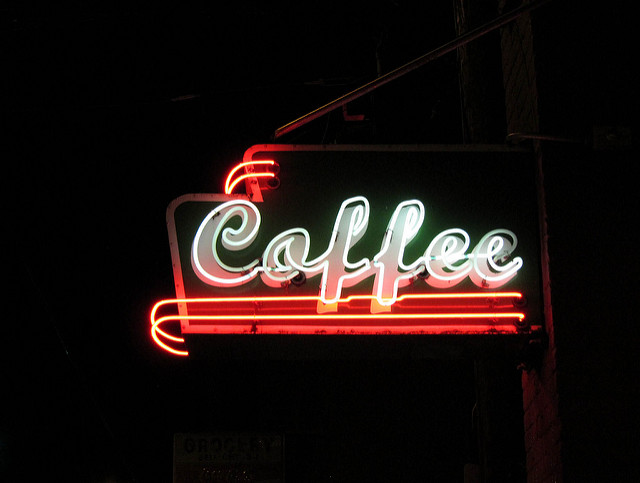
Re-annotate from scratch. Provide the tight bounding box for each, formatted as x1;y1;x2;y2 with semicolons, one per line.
224;160;276;194
150;302;189;356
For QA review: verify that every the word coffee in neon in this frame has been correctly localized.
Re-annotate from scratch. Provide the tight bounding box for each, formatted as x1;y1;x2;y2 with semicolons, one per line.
191;197;523;313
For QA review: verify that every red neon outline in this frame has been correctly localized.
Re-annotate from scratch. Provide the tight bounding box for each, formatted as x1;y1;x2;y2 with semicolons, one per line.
224;160;276;194
150;292;527;356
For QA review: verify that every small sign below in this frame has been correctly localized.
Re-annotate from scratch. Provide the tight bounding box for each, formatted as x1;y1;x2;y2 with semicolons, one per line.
173;432;284;482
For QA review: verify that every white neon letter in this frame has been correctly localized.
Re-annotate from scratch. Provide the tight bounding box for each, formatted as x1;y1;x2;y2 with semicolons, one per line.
261;228;319;286
259;197;373;305
191;200;261;286
371;200;425;311
424;228;472;288
469;229;523;288
313;196;373;306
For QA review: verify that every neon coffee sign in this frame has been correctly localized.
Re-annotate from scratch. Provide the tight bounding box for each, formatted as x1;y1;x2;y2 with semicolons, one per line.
151;145;540;356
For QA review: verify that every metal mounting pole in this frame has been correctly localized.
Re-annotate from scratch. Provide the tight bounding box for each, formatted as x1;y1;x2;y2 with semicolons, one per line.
273;0;553;140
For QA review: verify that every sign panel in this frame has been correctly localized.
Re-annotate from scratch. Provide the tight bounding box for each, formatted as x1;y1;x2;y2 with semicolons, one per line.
152;145;542;355
173;432;284;483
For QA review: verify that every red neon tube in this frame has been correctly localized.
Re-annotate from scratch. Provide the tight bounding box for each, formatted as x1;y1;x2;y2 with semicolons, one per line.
224;160;276;194
150;292;526;356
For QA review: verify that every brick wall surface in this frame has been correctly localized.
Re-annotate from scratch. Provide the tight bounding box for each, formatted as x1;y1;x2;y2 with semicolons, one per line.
500;1;639;481
499;3;561;482
499;8;538;135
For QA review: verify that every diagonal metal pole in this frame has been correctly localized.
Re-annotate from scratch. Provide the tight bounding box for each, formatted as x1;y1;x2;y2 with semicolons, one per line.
273;0;552;139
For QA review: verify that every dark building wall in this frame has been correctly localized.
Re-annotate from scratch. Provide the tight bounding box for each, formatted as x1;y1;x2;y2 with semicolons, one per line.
498;5;562;482
532;4;639;480
498;1;639;482
454;2;529;482
454;0;507;143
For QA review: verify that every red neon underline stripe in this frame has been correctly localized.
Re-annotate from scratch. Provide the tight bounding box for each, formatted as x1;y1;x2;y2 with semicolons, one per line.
150;292;525;356
156;312;525;322
152;291;522;309
180;324;530;335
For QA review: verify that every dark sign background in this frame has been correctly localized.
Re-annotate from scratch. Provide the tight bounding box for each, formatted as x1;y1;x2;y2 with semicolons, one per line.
171;146;541;322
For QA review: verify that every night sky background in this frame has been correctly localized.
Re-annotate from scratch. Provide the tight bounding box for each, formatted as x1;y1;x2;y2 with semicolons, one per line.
4;1;636;482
